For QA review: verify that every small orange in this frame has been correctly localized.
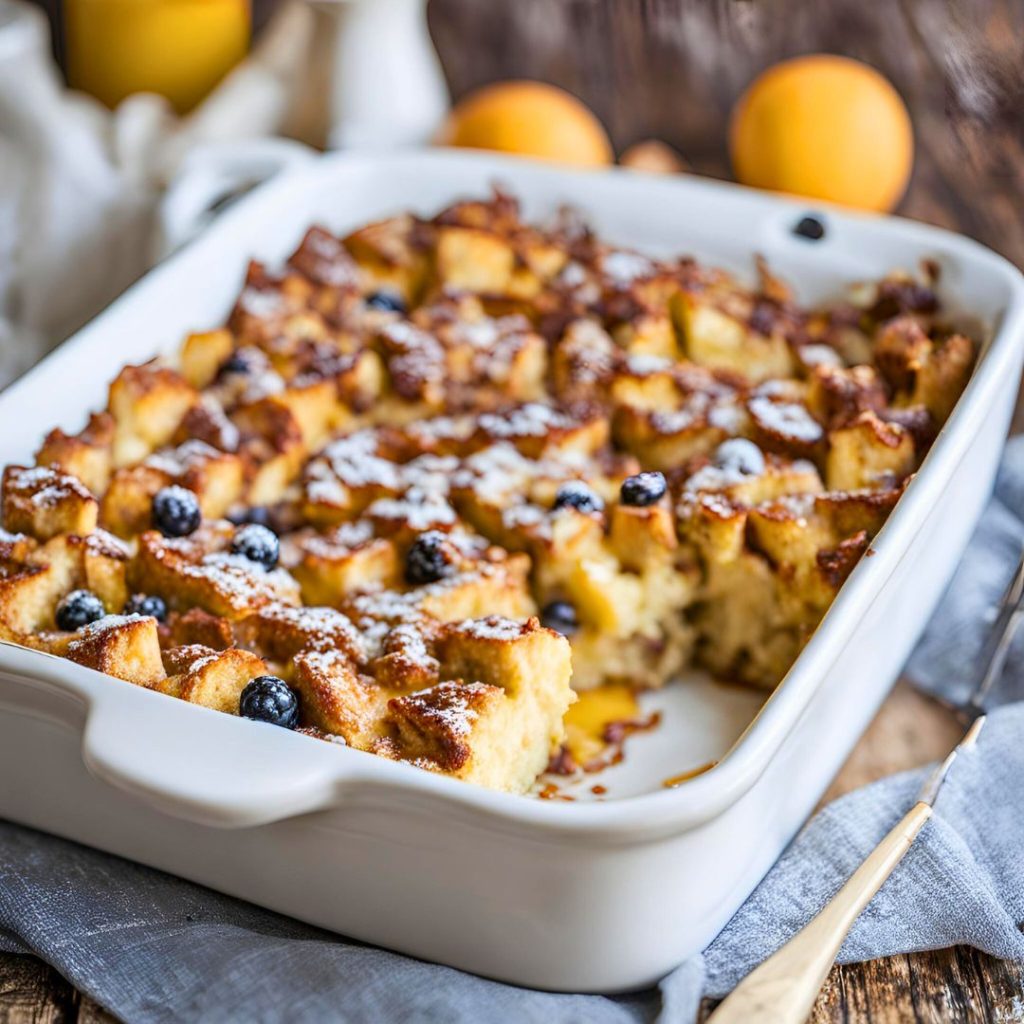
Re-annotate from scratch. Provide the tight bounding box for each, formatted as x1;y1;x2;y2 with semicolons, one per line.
730;55;914;212
619;139;690;175
438;80;613;168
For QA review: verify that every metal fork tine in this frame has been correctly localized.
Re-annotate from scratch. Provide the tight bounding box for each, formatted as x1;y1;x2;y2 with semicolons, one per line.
962;546;1024;721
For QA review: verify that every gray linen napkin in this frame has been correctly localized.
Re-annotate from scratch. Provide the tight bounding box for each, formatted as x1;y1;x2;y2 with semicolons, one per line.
2;435;1023;1023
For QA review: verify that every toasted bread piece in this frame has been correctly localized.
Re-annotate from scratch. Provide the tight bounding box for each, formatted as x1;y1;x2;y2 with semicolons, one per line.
236;603;366;664
292;647;387;745
158;644;267;712
291;523;400;605
108;363;197;467
389;616;575;791
826;411;915;491
102;441;244;536
2;465;98;541
434;226;516;294
180;329;234;389
35;413;115;495
33;531;129;613
66;614;165;686
131;530;301;620
674;293;795;382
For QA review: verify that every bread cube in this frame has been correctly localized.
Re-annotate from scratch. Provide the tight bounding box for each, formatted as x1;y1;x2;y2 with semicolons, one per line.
292;647;387;745
746;496;832;571
826;411;915;491
232;400;307;506
675;294;795;382
814;487;900;539
291;525;400;605
132;531;302;620
911;333;975;422
34;531;129;613
342;214;429;302
612;313;680;360
369;620;442;691
2;465;98;541
550;319;616;405
612;403;730;470
805;364;886;428
102;441;244;537
158;644;268;712
301;430;401;527
676;492;749;566
66;614;165;687
607;503;677;571
180;329;234;389
0;560;66;636
747;393;825;460
389;616;574;792
287;226;361;292
164;608;235;651
235;603;366;664
437;615;566;696
108;363;197;468
434;226;515;294
387;681;506;775
335;348;386;414
417;554;535;624
35;412;114;495
266;379;343;449
173;397;242;454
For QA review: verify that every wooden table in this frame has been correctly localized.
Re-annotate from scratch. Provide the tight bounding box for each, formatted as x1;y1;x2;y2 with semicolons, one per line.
4;1;1023;1019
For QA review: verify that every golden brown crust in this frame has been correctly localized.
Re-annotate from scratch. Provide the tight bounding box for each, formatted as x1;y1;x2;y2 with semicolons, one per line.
0;191;978;786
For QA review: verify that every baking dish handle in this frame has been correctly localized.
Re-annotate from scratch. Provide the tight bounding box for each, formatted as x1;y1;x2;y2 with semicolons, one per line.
81;684;352;829
155;138;317;261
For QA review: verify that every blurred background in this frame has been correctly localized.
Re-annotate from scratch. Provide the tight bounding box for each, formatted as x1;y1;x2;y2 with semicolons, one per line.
2;0;1022;386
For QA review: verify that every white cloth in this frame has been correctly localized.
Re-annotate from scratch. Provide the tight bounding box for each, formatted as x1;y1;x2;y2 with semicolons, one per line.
0;0;313;387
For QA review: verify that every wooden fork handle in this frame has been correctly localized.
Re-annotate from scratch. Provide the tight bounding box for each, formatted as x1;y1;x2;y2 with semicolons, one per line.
706;801;932;1024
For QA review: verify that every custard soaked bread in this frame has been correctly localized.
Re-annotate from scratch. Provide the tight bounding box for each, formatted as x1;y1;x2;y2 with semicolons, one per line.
0;191;977;792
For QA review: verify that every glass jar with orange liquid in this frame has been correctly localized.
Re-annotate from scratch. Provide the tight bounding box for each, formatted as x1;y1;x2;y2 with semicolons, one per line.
64;0;250;115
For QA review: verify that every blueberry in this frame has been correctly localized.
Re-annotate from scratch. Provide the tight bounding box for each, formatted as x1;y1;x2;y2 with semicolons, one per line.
620;471;667;508
713;438;765;477
218;351;255;377
123;593;168;622
405;530;452;586
231;523;280;570
56;590;105;631
793;215;825;241
541;600;579;637
227;506;272;528
152;486;201;538
239;675;299;729
365;290;406;314
553;481;604;515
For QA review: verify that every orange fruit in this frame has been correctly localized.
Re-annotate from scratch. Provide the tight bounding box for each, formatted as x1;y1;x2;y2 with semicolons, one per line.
439;80;613;168
619;139;689;175
729;55;913;212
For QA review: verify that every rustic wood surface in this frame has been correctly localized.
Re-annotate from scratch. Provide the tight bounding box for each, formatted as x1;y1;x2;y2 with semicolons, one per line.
5;0;1024;1020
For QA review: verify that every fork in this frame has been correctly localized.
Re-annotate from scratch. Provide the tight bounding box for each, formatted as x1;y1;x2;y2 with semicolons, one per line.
707;547;1024;1024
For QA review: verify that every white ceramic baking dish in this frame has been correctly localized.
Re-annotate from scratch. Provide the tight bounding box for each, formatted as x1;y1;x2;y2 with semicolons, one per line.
1;151;1021;993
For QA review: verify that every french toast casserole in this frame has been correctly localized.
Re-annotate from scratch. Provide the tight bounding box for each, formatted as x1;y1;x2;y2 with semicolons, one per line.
0;190;977;794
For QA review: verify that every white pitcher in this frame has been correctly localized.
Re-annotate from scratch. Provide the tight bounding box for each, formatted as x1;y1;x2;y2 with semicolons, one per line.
304;0;450;150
